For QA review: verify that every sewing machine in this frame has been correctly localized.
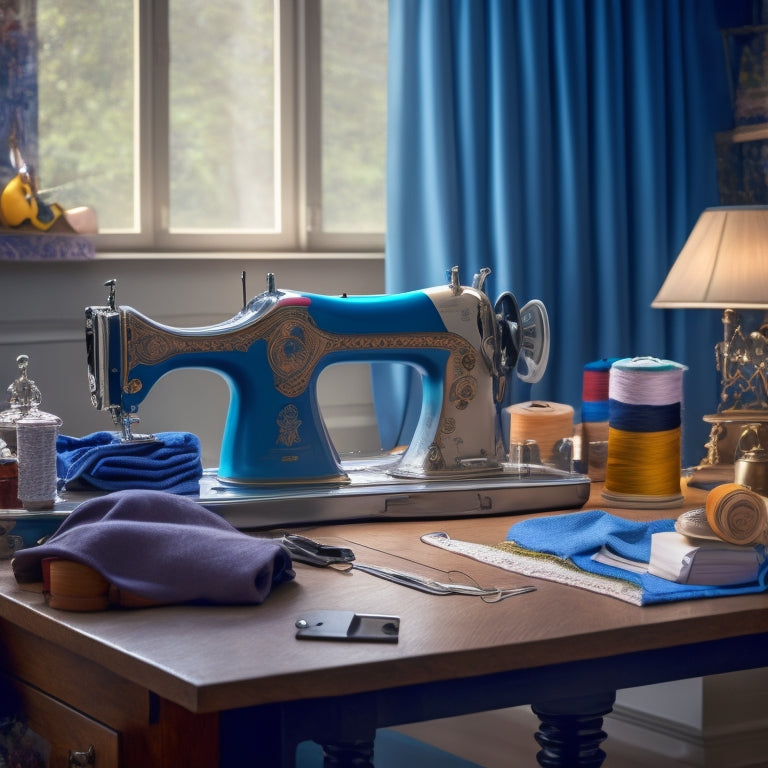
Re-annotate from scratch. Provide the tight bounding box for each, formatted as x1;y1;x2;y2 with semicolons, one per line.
83;267;589;527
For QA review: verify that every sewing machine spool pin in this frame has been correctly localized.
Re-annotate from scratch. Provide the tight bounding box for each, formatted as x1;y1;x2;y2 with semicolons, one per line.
104;279;117;311
449;265;461;296
472;267;491;291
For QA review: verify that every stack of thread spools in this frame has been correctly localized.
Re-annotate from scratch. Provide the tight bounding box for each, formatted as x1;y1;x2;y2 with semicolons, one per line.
581;358;619;480
602;357;686;508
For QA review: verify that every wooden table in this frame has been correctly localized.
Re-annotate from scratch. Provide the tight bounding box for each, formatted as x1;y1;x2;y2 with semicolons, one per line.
2;482;768;768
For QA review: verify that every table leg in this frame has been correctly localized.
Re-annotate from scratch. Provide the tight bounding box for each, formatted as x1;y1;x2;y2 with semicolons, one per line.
531;691;616;768
317;738;376;767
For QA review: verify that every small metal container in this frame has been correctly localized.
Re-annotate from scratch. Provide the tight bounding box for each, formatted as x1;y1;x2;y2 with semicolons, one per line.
734;424;768;496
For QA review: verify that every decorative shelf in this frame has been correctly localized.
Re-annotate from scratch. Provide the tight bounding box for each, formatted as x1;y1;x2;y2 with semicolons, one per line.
0;232;94;262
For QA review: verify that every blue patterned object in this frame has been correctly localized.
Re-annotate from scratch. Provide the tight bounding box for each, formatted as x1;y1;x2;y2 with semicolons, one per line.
0;233;94;260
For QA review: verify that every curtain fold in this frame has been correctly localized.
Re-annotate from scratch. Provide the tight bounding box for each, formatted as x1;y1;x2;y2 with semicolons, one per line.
376;0;731;466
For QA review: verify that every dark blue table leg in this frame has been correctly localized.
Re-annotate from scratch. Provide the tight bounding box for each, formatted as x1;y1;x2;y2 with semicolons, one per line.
319;738;376;767
531;692;616;768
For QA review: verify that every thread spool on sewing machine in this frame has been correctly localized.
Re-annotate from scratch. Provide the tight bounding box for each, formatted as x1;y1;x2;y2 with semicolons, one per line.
85;267;553;488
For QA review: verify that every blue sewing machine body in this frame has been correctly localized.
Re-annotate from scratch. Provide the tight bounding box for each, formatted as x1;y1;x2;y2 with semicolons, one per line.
87;269;516;486
82;268;591;527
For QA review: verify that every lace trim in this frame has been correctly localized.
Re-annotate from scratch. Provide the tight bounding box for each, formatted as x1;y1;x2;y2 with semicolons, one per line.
420;531;644;606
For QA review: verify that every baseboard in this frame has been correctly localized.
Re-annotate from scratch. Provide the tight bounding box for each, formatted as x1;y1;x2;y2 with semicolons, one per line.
606;704;705;764
394;703;768;768
700;719;768;768
607;703;768;767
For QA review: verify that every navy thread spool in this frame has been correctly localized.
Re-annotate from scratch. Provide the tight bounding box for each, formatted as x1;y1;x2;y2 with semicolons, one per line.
602;357;687;509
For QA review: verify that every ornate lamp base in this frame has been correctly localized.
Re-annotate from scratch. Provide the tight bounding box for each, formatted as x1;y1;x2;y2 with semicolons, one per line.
688;411;768;488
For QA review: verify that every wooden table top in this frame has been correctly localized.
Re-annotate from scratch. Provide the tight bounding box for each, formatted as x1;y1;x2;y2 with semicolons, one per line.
2;481;768;715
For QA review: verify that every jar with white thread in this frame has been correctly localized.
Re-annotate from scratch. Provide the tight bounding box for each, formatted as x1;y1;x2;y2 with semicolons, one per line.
17;413;62;511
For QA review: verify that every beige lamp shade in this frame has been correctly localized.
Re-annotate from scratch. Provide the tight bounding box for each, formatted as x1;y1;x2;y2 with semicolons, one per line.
652;206;768;309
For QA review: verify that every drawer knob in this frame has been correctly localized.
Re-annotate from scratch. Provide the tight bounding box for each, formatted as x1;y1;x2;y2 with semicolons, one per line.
68;745;95;766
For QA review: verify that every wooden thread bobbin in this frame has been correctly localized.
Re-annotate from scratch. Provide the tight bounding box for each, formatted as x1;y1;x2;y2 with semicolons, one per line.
508;401;574;464
704;482;768;546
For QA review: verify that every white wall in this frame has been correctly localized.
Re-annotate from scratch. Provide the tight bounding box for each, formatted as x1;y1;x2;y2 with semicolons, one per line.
0;253;385;467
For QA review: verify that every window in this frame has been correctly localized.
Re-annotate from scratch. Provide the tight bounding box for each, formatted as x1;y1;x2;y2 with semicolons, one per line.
35;0;387;252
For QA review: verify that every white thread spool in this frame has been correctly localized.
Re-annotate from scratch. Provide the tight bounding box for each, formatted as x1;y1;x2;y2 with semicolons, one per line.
17;414;61;511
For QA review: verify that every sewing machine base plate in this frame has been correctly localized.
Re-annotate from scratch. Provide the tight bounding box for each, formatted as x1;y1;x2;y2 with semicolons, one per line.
9;457;590;534
196;456;590;529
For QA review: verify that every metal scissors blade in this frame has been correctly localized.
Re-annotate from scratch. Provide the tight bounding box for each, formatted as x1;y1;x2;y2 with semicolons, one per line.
281;534;356;566
351;563;536;601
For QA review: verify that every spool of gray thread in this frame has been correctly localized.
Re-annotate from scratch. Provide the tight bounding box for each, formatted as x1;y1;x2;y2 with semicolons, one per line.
17;415;61;511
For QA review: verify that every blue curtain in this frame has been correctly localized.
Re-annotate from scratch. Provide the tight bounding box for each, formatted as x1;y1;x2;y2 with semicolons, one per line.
375;0;733;467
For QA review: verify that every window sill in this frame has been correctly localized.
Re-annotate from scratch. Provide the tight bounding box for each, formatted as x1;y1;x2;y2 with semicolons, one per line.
94;250;385;261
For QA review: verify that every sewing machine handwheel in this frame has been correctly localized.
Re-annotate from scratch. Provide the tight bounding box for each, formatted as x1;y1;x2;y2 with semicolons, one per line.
516;299;550;384
494;292;523;377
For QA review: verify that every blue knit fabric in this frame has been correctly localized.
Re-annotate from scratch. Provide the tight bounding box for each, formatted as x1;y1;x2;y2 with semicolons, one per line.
507;510;768;604
57;431;203;495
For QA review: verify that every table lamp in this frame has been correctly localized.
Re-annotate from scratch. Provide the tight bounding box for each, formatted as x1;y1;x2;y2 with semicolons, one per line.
652;205;768;482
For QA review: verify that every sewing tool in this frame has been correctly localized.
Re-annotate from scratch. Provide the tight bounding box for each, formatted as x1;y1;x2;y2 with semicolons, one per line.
508;401;574;464
79;268;591;527
87;266;549;482
603;357;686;508
281;533;535;602
345;563;536;601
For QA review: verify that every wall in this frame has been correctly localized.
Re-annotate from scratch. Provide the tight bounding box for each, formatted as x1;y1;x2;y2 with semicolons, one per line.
0;254;385;466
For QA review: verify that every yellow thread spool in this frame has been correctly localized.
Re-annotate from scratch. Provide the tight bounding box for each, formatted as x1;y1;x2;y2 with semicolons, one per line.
602;357;686;509
605;427;682;497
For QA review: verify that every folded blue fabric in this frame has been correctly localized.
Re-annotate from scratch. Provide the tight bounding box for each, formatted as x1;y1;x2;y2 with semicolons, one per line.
57;431;203;495
12;489;295;605
507;510;768;604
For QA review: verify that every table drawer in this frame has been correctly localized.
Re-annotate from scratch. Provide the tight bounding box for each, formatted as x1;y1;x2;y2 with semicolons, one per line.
11;676;119;768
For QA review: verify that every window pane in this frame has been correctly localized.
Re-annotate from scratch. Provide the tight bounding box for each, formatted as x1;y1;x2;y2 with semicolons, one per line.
321;0;387;233
37;0;135;231
169;0;276;232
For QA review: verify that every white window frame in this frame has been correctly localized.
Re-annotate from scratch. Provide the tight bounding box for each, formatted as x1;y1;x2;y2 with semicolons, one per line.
95;0;384;254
